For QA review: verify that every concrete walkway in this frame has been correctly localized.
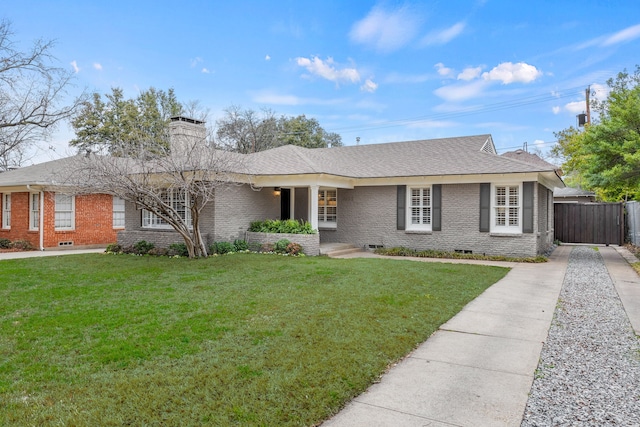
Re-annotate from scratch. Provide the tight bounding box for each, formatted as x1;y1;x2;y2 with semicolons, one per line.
323;245;640;427
0;248;104;260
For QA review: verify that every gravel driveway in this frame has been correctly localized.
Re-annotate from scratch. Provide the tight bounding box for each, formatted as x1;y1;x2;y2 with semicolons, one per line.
521;246;640;426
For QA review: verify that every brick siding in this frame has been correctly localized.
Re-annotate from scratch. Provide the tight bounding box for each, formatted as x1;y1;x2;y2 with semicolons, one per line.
0;191;119;250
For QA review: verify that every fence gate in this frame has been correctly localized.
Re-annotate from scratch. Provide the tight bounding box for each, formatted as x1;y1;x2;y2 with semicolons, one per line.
554;203;624;245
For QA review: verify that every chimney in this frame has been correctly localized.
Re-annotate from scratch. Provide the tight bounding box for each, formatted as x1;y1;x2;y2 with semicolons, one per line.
169;116;207;153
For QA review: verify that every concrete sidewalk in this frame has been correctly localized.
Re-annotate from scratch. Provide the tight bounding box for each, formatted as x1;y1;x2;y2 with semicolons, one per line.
324;246;572;426
0;248;105;260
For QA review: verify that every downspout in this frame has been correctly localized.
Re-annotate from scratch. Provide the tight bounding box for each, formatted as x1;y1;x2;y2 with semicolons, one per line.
27;185;45;251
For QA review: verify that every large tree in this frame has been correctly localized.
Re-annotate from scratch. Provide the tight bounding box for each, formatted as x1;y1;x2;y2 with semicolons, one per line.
0;20;83;171
70;87;183;156
67;133;243;258
215;106;342;153
552;66;640;201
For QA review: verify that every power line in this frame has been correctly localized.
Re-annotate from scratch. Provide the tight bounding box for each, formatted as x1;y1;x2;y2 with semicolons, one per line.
330;85;586;135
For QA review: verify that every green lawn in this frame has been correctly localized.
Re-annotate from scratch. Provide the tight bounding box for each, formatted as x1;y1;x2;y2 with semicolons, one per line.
0;253;509;426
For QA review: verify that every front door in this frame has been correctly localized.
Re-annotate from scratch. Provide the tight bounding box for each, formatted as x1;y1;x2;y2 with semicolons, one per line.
280;188;291;220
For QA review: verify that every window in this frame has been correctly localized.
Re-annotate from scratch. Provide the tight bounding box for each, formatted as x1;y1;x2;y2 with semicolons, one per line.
318;189;337;228
30;193;40;230
492;184;521;232
55;193;75;230
2;193;10;229
113;197;125;228
142;189;192;229
407;187;431;230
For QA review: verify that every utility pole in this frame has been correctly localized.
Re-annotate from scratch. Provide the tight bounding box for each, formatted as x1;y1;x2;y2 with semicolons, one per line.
585;85;591;125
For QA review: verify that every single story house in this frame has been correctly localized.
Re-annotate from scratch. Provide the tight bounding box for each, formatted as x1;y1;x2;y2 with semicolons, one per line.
553;187;597;203
0;118;564;257
118;123;563;257
0;156;122;250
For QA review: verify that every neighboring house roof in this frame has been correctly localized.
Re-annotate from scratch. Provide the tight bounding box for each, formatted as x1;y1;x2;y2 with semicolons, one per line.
554;187;596;198
501;149;561;172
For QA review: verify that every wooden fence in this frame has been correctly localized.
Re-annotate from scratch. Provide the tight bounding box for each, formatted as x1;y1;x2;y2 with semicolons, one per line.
554;203;624;245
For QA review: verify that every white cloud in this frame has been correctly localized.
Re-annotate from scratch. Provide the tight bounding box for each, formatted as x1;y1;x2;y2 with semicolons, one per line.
590;83;609;101
190;57;202;68
552;106;561;114
564;100;585;113
70;60;79;73
360;79;378;93
533;139;545;148
457;66;482;81
384;72;431;84
252;90;347;106
602;23;640;46
434;79;488;102
201;68;210;74
349;5;421;52
421;22;466;46
434;62;454;78
295;56;360;84
482;62;542;84
93;62;102;71
265;55;271;61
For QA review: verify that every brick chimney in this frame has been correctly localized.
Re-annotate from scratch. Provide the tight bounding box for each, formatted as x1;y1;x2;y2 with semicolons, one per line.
169;116;207;153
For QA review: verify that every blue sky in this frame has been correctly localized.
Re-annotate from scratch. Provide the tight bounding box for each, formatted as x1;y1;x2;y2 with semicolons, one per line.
5;0;640;164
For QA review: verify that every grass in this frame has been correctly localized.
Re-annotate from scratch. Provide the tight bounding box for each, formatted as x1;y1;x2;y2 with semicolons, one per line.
0;253;509;426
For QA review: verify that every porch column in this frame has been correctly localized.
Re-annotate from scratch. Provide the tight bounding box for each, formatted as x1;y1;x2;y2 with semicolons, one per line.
309;185;319;231
39;191;44;251
289;188;295;220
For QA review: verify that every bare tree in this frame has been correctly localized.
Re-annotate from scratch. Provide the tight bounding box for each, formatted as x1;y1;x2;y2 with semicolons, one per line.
67;132;245;258
0;20;84;170
215;105;279;153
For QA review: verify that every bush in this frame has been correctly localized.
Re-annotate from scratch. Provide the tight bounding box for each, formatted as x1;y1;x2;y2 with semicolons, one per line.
286;242;303;256
127;240;154;255
0;238;11;249
147;247;169;256
248;219;316;234
210;241;234;255
11;240;34;251
274;239;291;254
168;243;189;257
233;239;249;252
105;243;122;253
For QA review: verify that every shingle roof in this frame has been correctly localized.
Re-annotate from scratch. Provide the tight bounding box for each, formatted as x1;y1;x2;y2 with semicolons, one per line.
247;134;557;178
554;187;596;198
0;134;562;187
501;149;560;171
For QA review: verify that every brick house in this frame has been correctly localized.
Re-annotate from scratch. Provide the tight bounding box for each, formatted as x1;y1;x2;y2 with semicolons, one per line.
0;156;122;250
117;129;564;258
0;124;565;257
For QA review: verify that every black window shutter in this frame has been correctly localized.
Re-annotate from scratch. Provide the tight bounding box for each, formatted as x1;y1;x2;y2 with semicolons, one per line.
523;181;534;233
432;184;441;231
397;185;406;230
479;183;490;232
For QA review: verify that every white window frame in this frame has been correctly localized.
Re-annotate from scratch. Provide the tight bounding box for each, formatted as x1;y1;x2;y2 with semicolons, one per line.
2;193;10;229
491;183;522;233
318;189;337;229
406;186;432;231
142;189;192;229
29;192;40;230
54;193;75;230
112;197;125;228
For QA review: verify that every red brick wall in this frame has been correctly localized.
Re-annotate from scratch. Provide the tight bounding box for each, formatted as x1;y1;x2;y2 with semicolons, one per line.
0;191;119;249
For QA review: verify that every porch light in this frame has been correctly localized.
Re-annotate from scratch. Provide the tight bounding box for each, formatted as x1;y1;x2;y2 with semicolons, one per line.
274;187;281;196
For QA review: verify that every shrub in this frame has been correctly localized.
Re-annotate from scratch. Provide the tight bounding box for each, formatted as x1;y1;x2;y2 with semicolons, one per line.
168;243;189;257
148;247;169;256
234;239;249;252
210;241;234;255
286;242;303;256
248;242;262;252
274;239;291;254
11;240;35;251
260;243;275;253
105;243;122;253
132;240;155;255
0;238;11;249
248;219;316;234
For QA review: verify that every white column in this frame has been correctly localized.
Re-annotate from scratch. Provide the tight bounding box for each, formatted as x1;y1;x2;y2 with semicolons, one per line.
289;188;295;220
39;191;44;250
309;185;319;231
